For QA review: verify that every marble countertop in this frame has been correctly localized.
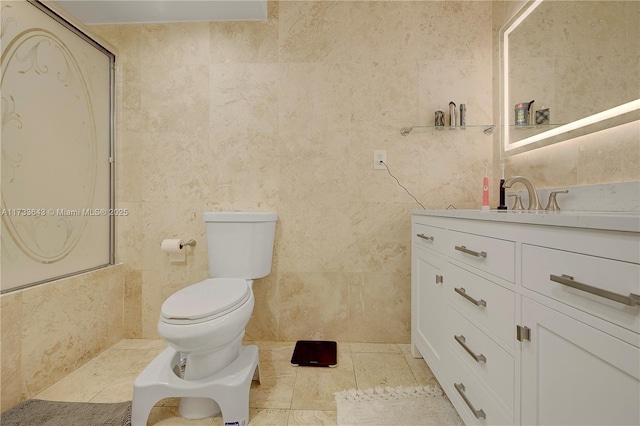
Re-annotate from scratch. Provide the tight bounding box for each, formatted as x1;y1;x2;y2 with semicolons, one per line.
410;209;640;233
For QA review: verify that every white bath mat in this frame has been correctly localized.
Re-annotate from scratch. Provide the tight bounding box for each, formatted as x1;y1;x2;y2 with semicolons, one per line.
335;385;463;425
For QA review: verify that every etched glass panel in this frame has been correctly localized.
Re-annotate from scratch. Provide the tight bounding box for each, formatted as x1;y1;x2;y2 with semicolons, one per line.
1;1;114;292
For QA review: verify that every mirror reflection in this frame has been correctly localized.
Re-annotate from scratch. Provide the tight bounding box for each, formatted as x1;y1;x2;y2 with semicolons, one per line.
501;0;640;155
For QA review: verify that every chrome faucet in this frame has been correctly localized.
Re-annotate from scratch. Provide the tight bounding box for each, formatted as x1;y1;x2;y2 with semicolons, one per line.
502;176;541;210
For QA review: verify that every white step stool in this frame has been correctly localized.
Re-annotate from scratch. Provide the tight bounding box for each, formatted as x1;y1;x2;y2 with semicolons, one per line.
131;345;260;426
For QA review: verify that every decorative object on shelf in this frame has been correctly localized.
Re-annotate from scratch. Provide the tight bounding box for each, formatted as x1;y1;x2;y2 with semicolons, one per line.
535;107;550;125
515;100;534;126
460;104;467;129
449;101;457;128
435;110;445;127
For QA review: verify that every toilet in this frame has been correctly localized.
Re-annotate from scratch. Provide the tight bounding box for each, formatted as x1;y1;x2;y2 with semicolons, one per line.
131;211;277;426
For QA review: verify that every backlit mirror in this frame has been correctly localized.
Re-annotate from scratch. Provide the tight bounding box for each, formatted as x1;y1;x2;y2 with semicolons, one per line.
500;0;640;156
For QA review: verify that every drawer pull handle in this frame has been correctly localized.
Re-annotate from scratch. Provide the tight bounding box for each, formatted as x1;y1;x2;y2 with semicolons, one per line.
454;335;486;363
455;245;487;258
550;274;640;307
454;287;487;307
454;382;486;420
417;233;434;242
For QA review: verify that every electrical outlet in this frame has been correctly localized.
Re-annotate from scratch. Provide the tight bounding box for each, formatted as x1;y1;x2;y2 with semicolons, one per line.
373;150;386;170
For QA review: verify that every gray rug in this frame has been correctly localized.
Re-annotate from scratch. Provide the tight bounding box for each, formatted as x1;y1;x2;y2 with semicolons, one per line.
0;399;131;426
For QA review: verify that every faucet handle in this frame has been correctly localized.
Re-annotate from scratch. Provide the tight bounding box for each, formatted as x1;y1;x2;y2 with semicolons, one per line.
545;190;569;211
508;193;524;210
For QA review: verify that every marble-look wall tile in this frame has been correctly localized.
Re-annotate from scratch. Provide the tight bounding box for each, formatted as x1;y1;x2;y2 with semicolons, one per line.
348;272;411;343
278;1;352;63
115;202;143;272
209;63;280;134
208;130;280;206
416;130;494;210
278;63;351;134
139;131;213;203
344;203;413;275
277;201;356;274
576;122;640;186
115;132;144;204
92;1;498;344
278;272;349;341
140;65;210;135
0;265;123;408
0;291;24;412
349;62;419;132
278;131;351;205
140;23;211;66
87;3;640;352
210;1;280;63
124;270;143;338
20;266;123;395
246;275;280;342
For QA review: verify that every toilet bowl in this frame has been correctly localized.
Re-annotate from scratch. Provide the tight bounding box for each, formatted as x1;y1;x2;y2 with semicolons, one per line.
158;278;255;418
132;211;277;424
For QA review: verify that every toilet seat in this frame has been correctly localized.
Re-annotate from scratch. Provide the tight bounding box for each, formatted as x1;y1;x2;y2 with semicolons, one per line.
160;278;251;325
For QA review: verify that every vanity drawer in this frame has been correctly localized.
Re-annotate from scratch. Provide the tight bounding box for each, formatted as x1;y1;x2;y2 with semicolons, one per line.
446;305;514;412
447;263;515;348
446;348;513;426
448;231;515;281
522;244;640;334
412;222;448;254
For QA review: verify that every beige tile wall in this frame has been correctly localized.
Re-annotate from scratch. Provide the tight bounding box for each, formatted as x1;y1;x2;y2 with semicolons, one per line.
0;265;124;412
92;0;495;343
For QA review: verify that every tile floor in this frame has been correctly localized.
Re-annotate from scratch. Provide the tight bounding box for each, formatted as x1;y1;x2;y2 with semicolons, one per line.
34;339;439;425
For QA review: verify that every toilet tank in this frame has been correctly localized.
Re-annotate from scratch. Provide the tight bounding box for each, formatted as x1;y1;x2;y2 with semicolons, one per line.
203;212;277;279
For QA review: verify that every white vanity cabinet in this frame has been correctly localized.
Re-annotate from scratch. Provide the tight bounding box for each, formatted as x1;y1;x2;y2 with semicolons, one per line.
410;211;640;426
520;297;639;425
519;228;640;425
411;219;449;378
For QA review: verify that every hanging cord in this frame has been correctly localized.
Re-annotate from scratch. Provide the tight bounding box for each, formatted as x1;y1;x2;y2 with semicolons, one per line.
380;161;426;209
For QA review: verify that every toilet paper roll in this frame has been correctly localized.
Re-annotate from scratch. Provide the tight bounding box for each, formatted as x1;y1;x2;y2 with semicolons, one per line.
161;239;185;262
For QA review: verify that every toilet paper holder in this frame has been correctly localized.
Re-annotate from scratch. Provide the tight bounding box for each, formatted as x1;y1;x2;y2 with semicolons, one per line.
181;239;197;249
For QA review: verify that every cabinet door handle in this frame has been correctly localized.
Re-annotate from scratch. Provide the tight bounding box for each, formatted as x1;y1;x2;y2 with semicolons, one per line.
454;335;486;363
550;274;640;306
454;287;487;307
455;245;487;258
454;382;486;419
417;233;434;241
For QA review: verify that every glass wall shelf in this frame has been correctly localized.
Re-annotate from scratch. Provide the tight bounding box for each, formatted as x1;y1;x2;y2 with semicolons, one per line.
400;125;496;136
400;123;566;136
510;123;563;130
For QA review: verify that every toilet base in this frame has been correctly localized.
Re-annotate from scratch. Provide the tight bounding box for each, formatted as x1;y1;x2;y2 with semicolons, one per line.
131;345;260;426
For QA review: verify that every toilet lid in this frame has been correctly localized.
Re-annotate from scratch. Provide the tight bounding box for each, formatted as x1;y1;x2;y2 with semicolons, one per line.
160;278;250;323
